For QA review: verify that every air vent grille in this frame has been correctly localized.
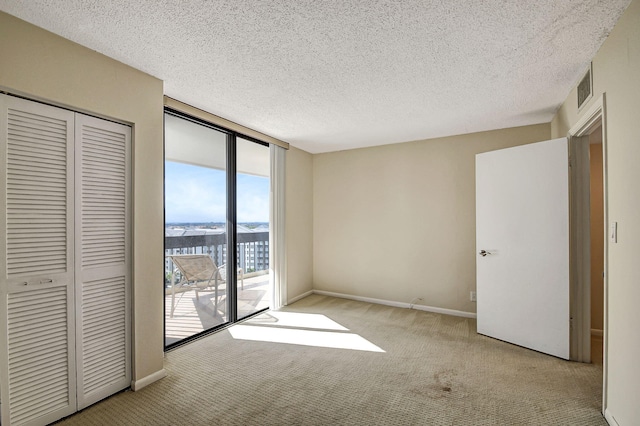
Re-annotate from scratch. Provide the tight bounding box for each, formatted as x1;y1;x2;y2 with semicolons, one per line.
577;64;592;110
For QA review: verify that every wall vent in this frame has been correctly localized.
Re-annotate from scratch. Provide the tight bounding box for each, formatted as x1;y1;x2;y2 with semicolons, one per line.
577;63;593;111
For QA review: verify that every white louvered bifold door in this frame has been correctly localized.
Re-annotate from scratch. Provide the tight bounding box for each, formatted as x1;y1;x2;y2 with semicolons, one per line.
74;114;131;409
0;94;77;425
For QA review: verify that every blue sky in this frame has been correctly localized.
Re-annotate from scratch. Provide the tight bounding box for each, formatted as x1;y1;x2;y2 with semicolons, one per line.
165;161;269;223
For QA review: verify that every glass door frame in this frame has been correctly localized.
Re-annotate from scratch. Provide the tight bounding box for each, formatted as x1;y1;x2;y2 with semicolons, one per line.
163;108;270;350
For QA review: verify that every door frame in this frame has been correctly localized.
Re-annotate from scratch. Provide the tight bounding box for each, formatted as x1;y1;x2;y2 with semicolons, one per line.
567;93;608;413
163;108;274;350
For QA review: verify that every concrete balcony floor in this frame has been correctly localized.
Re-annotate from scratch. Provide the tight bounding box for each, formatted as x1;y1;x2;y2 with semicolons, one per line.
165;274;270;346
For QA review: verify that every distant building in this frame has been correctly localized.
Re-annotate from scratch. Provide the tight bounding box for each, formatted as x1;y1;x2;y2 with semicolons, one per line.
164;224;269;282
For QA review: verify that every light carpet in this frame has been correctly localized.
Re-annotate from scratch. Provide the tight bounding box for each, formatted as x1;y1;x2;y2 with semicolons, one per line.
57;294;605;425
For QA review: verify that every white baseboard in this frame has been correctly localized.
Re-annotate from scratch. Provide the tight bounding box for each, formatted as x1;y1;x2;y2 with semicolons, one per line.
312;290;477;319
604;408;619;426
591;328;604;337
131;369;167;391
411;302;477;319
287;290;314;305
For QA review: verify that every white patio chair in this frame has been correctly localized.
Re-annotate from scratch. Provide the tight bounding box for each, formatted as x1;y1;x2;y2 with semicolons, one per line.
166;254;244;318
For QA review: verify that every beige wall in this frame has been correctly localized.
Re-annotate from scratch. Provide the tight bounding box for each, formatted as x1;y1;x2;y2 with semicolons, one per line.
313;124;550;313
0;12;165;382
285;147;314;300
552;0;640;422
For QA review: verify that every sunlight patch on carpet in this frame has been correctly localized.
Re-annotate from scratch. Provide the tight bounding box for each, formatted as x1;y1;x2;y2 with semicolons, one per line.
229;324;385;352
244;311;349;331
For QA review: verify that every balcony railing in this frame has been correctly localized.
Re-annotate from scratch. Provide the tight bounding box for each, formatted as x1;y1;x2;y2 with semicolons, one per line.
164;231;269;282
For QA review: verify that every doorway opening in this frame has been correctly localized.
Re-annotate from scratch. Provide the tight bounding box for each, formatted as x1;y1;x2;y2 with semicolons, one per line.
587;125;604;366
570;119;605;364
568;93;608;414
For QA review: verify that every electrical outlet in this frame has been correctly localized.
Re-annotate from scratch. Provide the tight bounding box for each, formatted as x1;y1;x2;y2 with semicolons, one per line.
470;291;476;302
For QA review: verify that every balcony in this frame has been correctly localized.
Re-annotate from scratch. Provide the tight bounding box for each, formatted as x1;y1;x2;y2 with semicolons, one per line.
164;229;270;346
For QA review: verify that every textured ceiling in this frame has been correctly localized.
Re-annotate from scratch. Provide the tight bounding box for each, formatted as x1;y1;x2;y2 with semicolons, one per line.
0;1;631;153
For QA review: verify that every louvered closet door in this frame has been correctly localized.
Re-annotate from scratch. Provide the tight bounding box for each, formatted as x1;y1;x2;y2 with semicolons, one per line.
0;94;77;425
74;114;131;409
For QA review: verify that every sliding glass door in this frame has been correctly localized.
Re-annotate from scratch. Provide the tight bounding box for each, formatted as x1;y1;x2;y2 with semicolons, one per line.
236;137;271;320
164;112;271;348
164;113;229;346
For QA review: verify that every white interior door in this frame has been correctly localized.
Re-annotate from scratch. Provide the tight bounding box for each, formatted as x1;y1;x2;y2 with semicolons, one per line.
476;138;570;359
0;94;77;425
74;114;131;409
0;94;131;424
